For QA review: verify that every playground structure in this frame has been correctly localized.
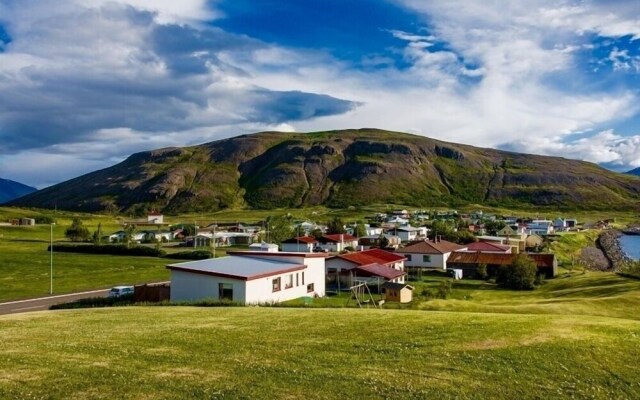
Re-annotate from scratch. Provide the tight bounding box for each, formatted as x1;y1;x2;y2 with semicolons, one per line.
346;281;383;308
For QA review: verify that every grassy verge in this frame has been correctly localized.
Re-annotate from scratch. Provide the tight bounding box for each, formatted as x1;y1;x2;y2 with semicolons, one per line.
0;307;639;399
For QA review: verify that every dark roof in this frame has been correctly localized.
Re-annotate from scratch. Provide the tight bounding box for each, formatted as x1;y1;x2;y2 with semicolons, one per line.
227;251;328;258
335;248;406;266
381;282;414;290
397;240;465;255
447;252;556;268
281;236;318;244
321;234;358;243
354;264;406;280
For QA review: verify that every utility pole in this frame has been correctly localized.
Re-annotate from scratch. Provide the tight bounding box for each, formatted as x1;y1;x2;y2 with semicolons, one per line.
50;223;55;294
213;223;216;258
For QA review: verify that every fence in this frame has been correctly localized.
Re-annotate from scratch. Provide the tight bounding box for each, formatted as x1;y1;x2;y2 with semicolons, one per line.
134;283;170;303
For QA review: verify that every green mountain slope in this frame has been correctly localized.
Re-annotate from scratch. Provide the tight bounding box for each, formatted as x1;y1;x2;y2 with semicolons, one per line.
9;129;640;212
627;167;640;176
0;178;37;203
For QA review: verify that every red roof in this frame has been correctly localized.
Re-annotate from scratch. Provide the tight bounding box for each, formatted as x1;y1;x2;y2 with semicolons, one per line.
397;240;465;255
335;248;406;266
322;234;358;243
354;263;406;280
464;242;511;253
281;236;318;244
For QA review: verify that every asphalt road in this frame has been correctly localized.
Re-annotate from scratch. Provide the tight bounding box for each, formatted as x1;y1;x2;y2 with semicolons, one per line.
0;289;111;315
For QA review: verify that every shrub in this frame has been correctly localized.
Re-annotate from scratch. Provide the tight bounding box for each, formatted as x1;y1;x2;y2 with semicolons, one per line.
49;295;134;310
65;217;90;242
48;244;166;257
34;215;56;224
496;254;537;290
436;280;453;299
476;263;489;280
164;250;213;260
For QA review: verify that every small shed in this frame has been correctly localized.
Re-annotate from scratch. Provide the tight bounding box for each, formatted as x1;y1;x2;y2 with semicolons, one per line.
382;282;414;303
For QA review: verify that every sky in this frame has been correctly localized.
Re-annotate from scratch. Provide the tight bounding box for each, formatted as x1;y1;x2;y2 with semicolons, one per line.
1;0;640;188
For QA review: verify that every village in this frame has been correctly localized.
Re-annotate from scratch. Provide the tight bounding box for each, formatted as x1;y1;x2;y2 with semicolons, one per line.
54;208;595;306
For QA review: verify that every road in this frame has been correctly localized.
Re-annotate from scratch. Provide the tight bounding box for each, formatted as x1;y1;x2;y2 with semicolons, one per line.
0;289;111;315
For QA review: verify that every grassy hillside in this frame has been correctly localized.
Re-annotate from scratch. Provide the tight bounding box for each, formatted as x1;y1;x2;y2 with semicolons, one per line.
1;307;639;399
10;129;640;213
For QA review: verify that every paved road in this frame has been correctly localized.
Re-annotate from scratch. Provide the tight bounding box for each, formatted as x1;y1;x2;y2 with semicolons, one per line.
0;289;111;315
0;281;171;315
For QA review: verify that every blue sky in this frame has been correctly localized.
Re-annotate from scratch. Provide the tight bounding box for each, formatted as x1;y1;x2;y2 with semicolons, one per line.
1;0;640;187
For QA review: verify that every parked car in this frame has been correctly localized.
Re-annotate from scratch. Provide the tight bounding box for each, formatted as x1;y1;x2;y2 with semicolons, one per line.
108;286;134;298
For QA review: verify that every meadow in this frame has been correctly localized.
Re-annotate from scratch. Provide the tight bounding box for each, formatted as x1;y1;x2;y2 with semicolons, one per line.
0;307;639;399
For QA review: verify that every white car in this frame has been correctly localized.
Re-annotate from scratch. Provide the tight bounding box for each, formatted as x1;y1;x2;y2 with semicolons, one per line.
108;286;134;298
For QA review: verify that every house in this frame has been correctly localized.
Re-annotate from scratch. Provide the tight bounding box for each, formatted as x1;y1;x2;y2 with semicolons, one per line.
108;230;146;243
147;213;164;224
496;225;517;237
19;218;35;226
249;242;279;252
167;251;327;304
447;252;557;278
525;234;544;251
318;234;359;252
476;235;524;253
358;234;402;250
281;236;319;252
391;226;428;242
460;242;512;254
526;220;554;236
395;239;467;271
382;282;414;303
325;248;406;287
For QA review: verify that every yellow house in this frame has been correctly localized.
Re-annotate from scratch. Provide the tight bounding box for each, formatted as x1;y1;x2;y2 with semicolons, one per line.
382;282;414;303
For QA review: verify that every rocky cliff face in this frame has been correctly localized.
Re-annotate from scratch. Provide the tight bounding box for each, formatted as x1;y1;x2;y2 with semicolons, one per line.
9;129;640;213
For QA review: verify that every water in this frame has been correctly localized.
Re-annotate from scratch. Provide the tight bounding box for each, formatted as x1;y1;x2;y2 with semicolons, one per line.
619;235;640;260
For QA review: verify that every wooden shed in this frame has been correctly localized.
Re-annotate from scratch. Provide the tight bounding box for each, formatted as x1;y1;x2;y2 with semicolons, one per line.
382;282;414;303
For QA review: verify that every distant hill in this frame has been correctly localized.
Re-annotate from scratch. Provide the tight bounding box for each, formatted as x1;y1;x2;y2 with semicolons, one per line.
0;178;37;203
8;129;640;212
627;167;640;176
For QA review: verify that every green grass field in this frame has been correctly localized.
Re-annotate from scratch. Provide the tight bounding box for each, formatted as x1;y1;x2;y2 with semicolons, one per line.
1;307;639;399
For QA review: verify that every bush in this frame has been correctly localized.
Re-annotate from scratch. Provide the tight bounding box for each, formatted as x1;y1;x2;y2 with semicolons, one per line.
48;244;166;257
436;280;453;299
65;217;90;242
164;250;213;260
496;254;537;290
34;215;56;224
476;263;489;280
50;295;134;310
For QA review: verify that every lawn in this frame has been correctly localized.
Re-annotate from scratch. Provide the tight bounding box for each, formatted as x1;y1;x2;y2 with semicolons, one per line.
0;224;169;301
0;307;639;399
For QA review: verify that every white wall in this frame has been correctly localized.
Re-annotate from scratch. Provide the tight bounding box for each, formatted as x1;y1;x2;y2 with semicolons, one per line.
170;270;247;303
400;253;447;270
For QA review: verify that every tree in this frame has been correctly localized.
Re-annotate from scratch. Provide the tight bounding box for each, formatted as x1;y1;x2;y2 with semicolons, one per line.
65;217;90;242
484;220;507;234
310;228;324;240
355;222;367;238
377;232;390;249
476;263;489;280
496;254;537;290
326;217;346;234
91;223;104;245
265;215;294;244
124;224;137;249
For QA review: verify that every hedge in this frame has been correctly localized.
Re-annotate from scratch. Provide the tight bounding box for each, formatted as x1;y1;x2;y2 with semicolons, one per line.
163;250;213;260
47;244;166;257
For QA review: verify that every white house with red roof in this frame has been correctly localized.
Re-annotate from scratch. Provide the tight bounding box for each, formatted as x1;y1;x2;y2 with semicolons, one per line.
395;239;467;271
325;248;407;286
281;236;319;252
318;234;359;252
167;251;327;304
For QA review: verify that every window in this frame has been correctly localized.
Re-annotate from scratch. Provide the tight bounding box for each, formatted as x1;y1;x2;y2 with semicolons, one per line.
307;283;314;293
285;274;293;289
302;271;305;285
423;255;431;263
296;273;299;286
272;277;281;292
218;283;233;301
405;254;412;261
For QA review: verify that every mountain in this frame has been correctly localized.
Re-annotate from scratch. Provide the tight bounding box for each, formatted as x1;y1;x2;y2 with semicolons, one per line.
8;129;640;212
627;167;640;176
0;178;37;203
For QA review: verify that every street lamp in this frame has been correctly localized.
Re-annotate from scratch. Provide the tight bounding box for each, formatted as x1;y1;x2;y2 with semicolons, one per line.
50;223;55;295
